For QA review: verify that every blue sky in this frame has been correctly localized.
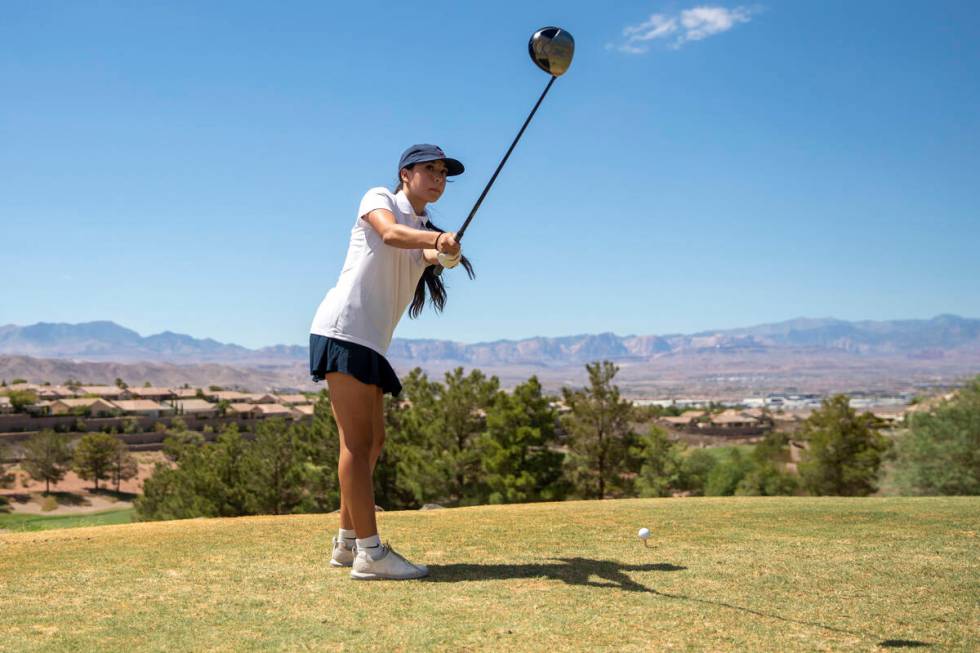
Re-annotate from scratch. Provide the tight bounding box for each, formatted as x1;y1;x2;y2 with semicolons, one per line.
2;1;978;348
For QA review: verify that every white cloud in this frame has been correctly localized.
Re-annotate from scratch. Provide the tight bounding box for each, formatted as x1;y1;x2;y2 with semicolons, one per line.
679;6;753;43
612;5;757;54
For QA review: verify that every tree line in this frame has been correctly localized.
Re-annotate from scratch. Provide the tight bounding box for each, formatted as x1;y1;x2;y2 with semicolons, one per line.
2;430;139;494
4;364;977;518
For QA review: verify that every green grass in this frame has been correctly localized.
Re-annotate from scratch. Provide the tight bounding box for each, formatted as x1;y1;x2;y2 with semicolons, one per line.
0;507;134;533
697;443;755;462
1;498;977;652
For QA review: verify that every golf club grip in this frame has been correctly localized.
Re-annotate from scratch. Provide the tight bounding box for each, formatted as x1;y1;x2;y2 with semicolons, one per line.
456;75;558;242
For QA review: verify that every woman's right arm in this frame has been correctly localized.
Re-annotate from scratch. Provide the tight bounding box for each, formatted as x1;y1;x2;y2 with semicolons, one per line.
362;209;460;255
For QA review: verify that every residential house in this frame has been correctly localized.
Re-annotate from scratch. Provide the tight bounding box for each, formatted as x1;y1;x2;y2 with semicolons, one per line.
660;415;696;429
174;399;218;417
706;410;759;429
226;403;258;417
113;400;175;418
658;410;705;430
292;404;315;418
209;391;250;403
277;394;312;406
50;398;118;417
0;396;12;414
24;401;52;416
79;385;131;401
251;404;295;418
129;387;176;401
871;407;907;427
242;393;277;404
172;388;203;399
36;385;79;400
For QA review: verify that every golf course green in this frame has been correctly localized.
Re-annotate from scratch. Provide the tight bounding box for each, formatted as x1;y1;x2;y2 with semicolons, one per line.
1;497;976;651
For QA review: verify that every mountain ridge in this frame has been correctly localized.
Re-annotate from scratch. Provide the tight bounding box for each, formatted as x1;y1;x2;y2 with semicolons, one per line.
1;316;978;368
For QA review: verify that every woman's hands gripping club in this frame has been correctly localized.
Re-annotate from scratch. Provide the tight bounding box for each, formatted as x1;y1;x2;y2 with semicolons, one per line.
435;231;462;269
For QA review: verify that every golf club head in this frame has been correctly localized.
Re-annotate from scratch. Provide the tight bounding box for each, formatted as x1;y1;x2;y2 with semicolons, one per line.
529;26;574;77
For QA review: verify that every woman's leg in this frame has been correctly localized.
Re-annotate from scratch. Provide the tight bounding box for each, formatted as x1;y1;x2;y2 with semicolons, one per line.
326;372;379;539
337;386;385;532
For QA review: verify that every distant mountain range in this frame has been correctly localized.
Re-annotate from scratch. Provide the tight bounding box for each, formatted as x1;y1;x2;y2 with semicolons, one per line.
1;316;977;365
0;321;302;364
386;315;980;364
1;316;978;395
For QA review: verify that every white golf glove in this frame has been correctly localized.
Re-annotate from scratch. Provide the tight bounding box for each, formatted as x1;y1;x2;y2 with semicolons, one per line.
437;250;462;269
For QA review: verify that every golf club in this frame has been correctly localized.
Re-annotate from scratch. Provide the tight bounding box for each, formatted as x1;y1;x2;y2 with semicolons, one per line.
436;26;574;273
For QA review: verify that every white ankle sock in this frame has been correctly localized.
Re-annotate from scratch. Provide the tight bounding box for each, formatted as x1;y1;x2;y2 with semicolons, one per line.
356;534;383;560
339;528;357;547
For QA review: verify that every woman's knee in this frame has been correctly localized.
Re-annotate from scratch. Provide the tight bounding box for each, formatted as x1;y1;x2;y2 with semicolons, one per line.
327;373;379;462
340;438;374;462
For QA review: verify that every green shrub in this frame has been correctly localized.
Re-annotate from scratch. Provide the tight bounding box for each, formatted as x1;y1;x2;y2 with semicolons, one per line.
705;449;755;496
894;377;980;495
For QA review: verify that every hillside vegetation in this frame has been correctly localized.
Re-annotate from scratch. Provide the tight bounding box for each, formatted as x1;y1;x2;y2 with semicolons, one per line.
1;497;976;651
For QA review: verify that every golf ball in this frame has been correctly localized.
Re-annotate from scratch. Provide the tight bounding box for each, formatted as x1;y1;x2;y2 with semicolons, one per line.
638;527;651;540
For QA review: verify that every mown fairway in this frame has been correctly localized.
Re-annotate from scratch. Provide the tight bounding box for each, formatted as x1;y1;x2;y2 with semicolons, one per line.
1;497;977;652
0;508;134;533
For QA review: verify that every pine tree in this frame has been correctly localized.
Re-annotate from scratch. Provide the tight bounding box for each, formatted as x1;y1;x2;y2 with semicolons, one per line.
208;424;255;516
0;440;12;490
430;367;500;505
895;376;980;495
561;361;636;499
798;395;889;496
73;433;121;491
374;369;447;509
110;440;139;493
677;448;718;496
632;425;684;498
136;428;220;520
248;418;310;515
481;376;566;503
296;389;342;512
705;449;754;496
735;430;799;496
22;430;73;494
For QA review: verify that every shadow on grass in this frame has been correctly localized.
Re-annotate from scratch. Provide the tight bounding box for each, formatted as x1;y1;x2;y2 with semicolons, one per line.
879;641;931;648
423;557;685;593
90;489;138;502
50;492;89;507
425;557;932;647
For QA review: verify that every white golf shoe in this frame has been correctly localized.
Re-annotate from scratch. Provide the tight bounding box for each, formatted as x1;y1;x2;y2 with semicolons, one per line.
350;542;429;580
330;536;356;568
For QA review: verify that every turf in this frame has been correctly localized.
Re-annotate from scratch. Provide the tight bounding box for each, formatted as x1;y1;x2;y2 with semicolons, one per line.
697;443;756;463
0;498;977;651
0;508;134;533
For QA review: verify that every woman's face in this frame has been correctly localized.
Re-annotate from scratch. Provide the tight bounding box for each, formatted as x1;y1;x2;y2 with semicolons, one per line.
402;160;448;204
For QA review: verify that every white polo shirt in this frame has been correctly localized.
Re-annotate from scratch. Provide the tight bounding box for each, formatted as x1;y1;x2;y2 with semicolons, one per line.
309;187;430;357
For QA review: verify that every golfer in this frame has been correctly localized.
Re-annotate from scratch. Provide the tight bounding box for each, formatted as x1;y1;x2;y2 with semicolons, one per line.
309;144;471;580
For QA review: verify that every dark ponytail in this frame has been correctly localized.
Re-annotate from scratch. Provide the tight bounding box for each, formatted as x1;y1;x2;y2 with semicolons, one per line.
394;176;475;318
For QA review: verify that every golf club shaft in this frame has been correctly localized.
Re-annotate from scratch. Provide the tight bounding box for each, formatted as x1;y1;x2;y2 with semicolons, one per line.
455;75;557;242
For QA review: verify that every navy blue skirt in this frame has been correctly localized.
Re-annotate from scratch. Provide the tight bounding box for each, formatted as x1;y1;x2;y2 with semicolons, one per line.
309;335;403;396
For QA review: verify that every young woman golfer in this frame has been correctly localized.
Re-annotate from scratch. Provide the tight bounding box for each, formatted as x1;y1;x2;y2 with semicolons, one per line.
309;144;472;580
